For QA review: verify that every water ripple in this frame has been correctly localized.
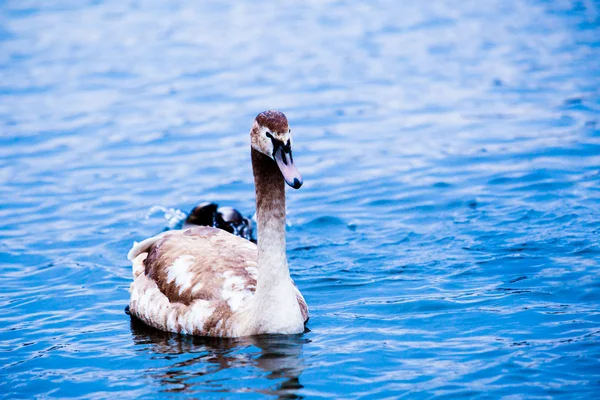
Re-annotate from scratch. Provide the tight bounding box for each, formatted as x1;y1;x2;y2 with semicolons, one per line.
1;0;600;398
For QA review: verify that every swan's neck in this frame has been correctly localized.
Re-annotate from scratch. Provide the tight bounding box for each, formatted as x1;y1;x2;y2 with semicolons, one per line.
250;148;302;333
252;148;290;288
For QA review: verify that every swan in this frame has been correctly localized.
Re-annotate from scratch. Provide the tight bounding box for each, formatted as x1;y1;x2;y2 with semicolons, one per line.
127;110;308;337
182;202;254;242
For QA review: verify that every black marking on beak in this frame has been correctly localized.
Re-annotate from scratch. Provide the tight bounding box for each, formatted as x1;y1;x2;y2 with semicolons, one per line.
267;133;293;164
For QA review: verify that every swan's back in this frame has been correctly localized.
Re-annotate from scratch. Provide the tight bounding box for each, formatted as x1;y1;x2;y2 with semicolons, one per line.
143;227;258;305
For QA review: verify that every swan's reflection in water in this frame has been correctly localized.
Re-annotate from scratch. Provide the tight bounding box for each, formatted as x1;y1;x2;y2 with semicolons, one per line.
130;317;308;398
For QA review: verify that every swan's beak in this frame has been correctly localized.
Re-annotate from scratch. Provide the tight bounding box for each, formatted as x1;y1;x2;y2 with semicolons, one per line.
274;146;303;189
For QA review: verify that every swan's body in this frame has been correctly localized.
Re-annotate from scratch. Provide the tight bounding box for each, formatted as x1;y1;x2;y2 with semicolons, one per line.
127;226;307;337
128;111;308;337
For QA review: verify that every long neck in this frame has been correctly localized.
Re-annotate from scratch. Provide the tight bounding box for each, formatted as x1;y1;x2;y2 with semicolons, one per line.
251;148;290;290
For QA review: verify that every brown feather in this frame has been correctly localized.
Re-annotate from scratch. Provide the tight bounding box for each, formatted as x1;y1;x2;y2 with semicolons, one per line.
255;110;289;133
144;227;256;306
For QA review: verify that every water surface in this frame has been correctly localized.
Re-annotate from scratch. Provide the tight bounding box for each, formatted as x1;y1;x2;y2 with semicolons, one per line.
1;0;600;398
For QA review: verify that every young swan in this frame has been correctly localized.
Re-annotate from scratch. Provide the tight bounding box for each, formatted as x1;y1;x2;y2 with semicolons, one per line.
127;110;308;337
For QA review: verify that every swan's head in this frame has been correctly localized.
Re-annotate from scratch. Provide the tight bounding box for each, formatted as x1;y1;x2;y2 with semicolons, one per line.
251;110;303;189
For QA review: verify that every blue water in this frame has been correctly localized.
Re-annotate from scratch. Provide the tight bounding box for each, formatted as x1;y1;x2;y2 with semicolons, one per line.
1;0;600;398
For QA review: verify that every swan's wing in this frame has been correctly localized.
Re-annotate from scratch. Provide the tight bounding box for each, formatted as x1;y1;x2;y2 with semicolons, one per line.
138;226;258;306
